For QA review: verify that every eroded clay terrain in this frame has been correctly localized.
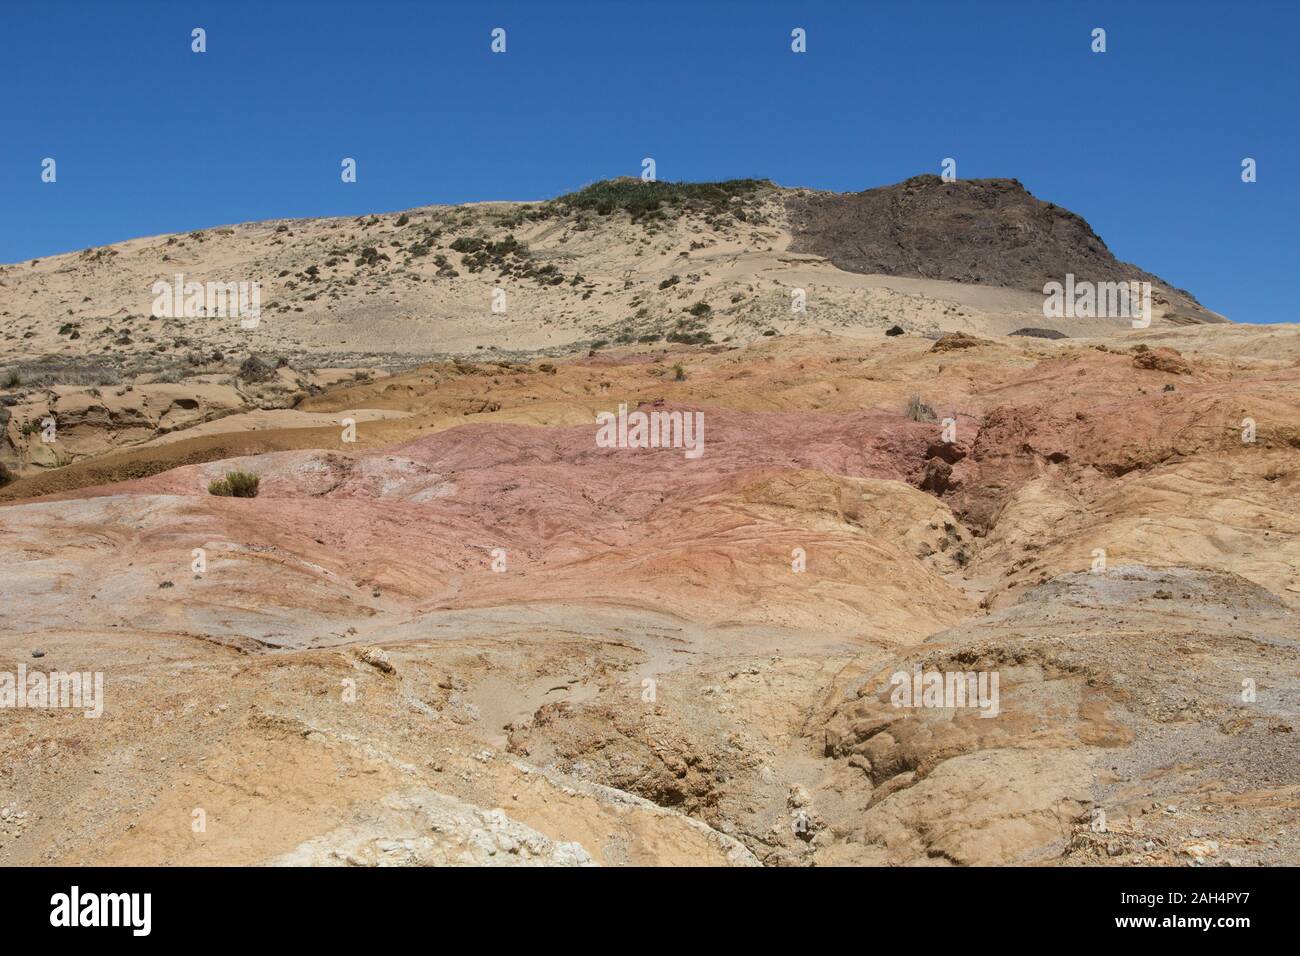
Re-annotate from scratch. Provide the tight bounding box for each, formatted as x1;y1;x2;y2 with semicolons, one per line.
1;179;1297;866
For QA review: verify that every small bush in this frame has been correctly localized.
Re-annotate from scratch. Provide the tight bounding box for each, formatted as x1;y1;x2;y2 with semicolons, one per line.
238;355;275;383
905;395;936;423
666;330;713;345
208;471;260;498
449;236;484;254
673;363;686;381
354;246;389;267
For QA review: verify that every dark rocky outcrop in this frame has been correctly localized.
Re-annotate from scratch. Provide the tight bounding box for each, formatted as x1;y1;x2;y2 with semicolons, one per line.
786;175;1224;324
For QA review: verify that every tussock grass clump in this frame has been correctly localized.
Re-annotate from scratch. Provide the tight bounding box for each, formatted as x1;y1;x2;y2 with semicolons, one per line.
208;471;260;498
905;395;937;423
1;358;121;388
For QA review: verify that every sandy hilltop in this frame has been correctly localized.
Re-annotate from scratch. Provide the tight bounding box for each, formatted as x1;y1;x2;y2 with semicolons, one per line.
1;176;1298;866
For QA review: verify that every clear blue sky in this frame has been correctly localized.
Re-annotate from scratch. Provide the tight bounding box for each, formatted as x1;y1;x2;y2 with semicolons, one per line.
3;0;1297;323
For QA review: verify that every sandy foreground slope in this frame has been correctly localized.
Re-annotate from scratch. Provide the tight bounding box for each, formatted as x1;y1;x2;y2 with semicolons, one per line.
1;179;1298;866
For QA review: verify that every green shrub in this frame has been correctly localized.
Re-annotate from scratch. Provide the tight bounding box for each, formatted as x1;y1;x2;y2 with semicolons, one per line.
354;246;388;267
558;179;770;224
666;330;713;345
208;471;260;498
449;236;484;254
